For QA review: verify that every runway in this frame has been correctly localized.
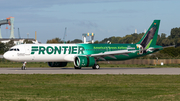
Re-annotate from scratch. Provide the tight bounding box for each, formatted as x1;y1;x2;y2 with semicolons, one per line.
0;67;180;74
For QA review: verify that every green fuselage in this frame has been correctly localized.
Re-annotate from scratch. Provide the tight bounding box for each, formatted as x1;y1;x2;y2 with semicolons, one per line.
77;43;156;61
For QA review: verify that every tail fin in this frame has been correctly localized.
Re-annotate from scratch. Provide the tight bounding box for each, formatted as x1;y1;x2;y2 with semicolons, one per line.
137;20;160;49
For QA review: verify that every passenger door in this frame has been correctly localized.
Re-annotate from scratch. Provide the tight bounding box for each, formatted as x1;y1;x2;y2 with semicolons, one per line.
24;46;30;55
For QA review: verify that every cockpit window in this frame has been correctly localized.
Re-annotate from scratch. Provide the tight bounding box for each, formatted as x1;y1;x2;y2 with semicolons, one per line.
10;49;13;51
9;48;20;51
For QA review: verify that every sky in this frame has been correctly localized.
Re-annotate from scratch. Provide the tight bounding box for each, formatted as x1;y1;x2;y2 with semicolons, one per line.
0;0;180;43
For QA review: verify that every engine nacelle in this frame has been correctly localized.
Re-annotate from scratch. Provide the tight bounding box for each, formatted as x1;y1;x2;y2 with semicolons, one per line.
74;56;95;67
48;62;67;67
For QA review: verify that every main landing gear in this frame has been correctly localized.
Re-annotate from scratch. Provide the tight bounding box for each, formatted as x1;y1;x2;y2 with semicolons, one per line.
21;62;26;70
74;64;100;69
92;64;100;69
74;66;81;69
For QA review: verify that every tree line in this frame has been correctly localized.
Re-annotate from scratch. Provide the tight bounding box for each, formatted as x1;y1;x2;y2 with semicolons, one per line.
46;27;180;47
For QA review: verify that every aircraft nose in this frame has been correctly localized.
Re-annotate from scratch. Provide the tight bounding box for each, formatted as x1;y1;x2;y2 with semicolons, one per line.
3;52;10;60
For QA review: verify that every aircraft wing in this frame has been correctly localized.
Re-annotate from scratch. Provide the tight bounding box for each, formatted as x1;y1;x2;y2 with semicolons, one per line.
89;50;136;60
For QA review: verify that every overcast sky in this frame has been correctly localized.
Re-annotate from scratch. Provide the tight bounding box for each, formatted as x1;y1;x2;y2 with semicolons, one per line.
0;0;180;43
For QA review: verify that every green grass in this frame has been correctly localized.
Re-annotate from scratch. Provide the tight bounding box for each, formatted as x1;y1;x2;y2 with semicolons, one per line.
0;74;180;101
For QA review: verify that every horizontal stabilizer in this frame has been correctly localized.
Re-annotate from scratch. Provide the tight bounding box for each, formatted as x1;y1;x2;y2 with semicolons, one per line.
146;45;175;52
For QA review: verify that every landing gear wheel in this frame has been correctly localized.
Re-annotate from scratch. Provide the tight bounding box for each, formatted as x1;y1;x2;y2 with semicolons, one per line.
74;66;81;69
92;64;100;69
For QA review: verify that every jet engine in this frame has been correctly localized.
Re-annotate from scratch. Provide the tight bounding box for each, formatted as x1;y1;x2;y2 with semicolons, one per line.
74;56;95;67
48;62;67;67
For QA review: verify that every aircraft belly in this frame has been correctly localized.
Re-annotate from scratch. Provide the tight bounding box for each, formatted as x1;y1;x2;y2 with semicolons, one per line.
17;55;33;62
64;54;76;62
31;54;67;62
16;54;74;62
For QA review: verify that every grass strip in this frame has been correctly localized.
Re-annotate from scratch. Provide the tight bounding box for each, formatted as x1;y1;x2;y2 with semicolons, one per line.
0;74;180;101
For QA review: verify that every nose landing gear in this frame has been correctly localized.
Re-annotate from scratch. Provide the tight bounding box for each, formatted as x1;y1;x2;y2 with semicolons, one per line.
21;62;26;70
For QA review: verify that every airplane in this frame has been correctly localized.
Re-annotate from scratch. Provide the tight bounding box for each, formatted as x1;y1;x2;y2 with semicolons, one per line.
3;20;167;70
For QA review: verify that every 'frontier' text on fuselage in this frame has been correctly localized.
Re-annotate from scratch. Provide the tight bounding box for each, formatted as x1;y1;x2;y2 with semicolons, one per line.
31;46;85;55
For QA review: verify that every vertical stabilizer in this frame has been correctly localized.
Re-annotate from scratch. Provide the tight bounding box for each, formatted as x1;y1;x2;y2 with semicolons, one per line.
137;20;160;49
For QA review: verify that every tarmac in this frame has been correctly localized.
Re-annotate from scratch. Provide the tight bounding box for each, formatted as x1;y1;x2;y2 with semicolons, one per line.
0;67;180;74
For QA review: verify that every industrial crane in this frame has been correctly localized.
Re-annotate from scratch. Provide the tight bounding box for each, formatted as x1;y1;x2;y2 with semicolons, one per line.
0;17;15;39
